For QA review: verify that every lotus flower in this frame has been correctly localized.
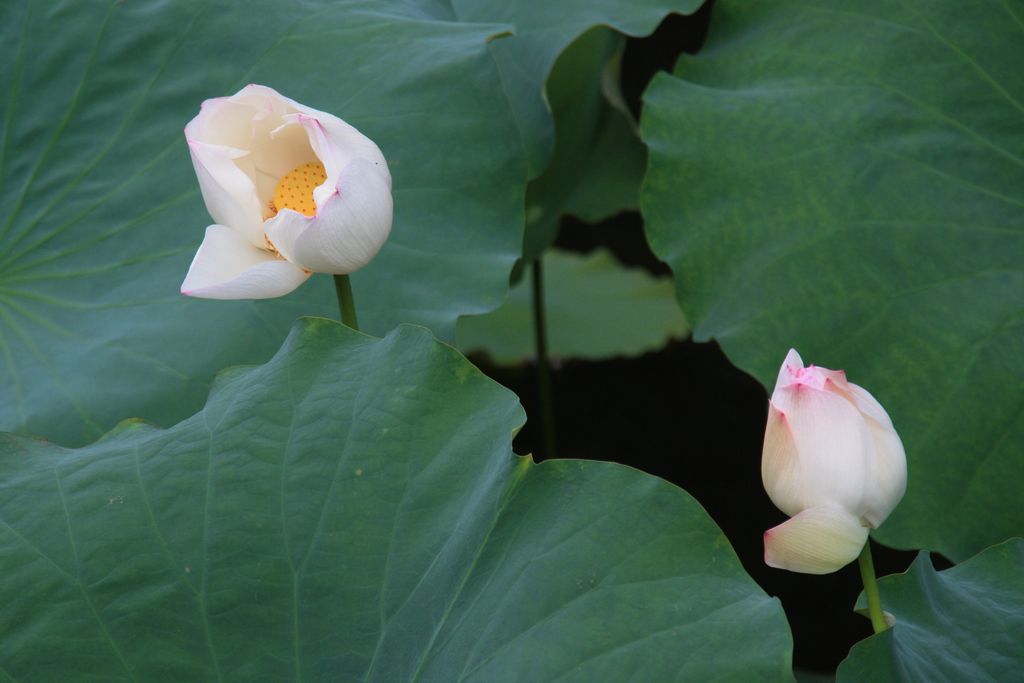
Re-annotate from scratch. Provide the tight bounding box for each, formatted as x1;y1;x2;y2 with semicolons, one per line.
762;349;907;574
180;84;392;299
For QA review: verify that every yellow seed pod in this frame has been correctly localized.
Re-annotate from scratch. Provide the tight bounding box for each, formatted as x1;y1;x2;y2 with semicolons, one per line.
272;161;327;217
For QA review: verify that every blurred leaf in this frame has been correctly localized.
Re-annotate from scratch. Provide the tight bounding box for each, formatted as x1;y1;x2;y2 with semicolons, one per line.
0;318;792;681
640;0;1024;561
522;28;623;260
523;29;647;261
837;539;1024;682
457;248;688;363
456;0;705;178
0;0;525;445
562;103;646;224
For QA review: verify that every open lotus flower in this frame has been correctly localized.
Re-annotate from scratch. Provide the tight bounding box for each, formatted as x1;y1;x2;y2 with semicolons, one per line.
762;350;907;574
180;84;392;299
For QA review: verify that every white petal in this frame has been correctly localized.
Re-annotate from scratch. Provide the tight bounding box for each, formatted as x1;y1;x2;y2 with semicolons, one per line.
186;140;265;247
232;84;294;116
764;506;868;575
185;97;260;149
289;100;389;182
287;109;390;214
765;384;872;515
264;158;392;274
761;401;802;517
830;381;907;526
860;419;908;527
181;225;311;300
249;117;317;203
845;381;895;429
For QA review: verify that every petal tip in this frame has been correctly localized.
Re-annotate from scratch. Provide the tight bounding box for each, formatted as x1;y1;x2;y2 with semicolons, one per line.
775;348;806;390
296;112;325;131
763;531;782;569
768;401;789;423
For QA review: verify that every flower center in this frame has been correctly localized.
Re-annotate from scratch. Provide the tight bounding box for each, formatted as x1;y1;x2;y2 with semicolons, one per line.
271;161;326;217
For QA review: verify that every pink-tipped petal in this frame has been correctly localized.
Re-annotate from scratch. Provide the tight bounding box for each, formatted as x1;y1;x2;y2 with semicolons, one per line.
820;368;850;392
775;348;805;391
181;225;311;300
289;100;389;182
286;107;390;219
764;506;868;575
264;158;392;274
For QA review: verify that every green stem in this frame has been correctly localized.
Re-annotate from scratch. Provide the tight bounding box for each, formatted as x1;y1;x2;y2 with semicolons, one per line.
333;274;358;331
858;541;888;634
531;259;557;458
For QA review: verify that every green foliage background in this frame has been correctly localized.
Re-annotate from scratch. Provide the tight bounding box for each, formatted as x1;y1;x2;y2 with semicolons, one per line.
1;0;1021;679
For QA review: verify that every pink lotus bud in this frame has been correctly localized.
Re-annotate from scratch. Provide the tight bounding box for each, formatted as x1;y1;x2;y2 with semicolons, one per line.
761;349;907;574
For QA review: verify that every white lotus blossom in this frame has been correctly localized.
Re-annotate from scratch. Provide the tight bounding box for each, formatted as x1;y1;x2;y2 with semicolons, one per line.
181;84;392;299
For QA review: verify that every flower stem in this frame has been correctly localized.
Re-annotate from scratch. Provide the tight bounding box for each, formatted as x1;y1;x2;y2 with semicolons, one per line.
858;540;888;634
531;259;557;458
333;274;358;331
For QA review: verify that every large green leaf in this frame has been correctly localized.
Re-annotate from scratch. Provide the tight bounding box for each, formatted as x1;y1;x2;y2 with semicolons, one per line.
0;0;525;446
837;539;1024;682
640;0;1024;561
454;0;704;177
0;318;793;681
457;248;688;363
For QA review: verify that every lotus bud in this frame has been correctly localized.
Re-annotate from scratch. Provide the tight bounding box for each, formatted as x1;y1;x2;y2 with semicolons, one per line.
762;349;907;574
